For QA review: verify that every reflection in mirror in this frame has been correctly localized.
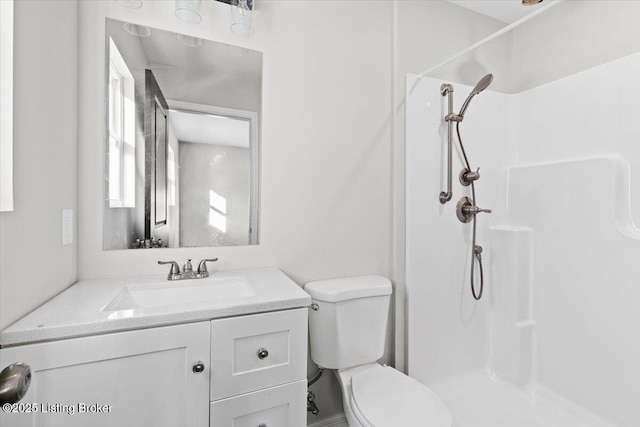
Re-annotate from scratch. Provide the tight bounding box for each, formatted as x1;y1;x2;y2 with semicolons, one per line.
103;18;261;250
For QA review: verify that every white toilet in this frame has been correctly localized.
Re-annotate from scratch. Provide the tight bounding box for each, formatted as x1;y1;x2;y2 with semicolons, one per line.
305;275;452;427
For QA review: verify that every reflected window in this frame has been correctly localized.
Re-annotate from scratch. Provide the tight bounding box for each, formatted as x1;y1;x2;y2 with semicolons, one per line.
209;190;227;233
108;38;135;208
168;145;176;207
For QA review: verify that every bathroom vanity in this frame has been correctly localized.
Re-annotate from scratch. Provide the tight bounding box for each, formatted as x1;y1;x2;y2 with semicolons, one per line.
0;268;310;427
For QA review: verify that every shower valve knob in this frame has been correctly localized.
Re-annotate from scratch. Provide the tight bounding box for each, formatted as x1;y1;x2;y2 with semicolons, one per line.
456;197;492;223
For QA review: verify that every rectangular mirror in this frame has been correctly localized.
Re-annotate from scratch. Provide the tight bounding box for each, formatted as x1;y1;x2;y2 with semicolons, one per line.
103;19;261;250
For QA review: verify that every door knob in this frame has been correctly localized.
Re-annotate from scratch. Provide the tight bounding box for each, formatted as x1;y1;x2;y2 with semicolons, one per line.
0;362;31;404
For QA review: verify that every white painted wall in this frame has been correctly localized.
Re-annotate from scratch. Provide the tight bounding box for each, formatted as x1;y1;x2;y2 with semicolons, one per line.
0;0;78;330
78;0;393;277
77;1;394;423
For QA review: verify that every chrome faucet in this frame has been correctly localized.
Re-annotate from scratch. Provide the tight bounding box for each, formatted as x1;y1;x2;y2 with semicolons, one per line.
158;258;219;281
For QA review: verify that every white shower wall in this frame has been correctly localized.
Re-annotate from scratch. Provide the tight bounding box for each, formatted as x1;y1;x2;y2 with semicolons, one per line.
406;52;640;426
405;76;512;381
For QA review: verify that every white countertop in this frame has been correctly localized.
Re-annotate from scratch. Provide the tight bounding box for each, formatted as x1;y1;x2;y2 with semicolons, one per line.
0;267;311;346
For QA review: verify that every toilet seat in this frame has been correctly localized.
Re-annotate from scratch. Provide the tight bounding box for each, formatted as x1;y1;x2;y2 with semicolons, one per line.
349;365;452;427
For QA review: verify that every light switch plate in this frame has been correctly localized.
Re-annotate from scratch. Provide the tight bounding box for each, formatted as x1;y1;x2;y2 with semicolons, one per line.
62;209;73;246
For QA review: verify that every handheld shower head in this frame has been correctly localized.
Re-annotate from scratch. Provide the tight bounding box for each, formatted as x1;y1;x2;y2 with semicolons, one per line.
458;74;494;119
471;74;494;96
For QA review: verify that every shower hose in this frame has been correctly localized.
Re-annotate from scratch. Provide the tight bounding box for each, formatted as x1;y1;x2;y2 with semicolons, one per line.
456;122;484;300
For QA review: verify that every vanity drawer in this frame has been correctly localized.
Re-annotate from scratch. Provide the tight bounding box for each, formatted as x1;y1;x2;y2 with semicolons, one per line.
210;308;307;400
210;379;306;427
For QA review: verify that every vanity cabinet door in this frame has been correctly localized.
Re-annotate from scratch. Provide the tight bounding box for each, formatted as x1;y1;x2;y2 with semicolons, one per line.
0;322;210;427
209;379;306;427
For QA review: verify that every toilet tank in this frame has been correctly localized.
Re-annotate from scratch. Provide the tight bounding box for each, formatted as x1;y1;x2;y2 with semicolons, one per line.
304;275;392;370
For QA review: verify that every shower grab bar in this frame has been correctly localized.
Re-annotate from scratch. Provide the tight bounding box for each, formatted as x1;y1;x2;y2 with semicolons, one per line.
439;83;458;204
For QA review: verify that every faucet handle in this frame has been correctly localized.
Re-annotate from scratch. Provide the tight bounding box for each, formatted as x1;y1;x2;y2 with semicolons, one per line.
197;258;219;278
158;261;180;280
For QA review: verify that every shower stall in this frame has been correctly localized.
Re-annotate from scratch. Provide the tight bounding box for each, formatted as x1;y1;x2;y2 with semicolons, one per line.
405;1;640;426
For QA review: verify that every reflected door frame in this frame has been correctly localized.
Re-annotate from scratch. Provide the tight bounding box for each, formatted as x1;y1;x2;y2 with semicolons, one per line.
167;100;259;245
144;70;169;241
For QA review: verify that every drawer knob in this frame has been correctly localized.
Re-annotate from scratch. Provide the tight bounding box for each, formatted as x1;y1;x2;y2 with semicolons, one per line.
258;424;267;427
257;348;269;360
192;361;205;374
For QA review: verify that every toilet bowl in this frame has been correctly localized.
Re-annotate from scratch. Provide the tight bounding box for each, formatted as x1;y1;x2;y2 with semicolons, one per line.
336;363;452;427
304;275;453;427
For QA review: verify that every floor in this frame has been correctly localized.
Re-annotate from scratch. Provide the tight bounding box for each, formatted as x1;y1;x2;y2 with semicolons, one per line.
429;371;617;427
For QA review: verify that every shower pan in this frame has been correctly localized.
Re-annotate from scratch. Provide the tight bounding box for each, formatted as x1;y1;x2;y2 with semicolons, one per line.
405;2;640;427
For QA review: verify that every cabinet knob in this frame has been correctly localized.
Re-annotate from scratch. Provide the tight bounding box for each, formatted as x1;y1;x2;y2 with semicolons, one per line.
258;424;267;427
257;348;269;360
192;361;205;374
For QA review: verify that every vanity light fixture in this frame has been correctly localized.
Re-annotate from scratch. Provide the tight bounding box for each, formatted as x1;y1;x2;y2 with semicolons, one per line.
175;0;203;24
123;22;151;37
116;0;142;8
230;0;254;37
114;0;256;36
177;34;203;47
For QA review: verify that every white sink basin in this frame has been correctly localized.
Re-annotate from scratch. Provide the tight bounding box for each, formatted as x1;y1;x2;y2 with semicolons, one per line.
102;277;255;312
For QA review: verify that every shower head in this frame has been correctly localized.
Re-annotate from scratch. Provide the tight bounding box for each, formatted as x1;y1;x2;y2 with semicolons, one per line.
458;74;494;119
471;74;494;96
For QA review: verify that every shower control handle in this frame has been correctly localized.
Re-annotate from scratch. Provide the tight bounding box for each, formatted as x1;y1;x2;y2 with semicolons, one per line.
456;197;492;223
463;205;492;215
476;207;492;214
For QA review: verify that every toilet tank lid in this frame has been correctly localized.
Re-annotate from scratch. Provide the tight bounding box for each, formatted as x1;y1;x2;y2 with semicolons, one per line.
304;275;392;302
